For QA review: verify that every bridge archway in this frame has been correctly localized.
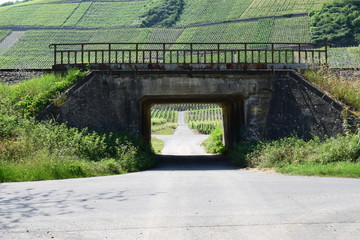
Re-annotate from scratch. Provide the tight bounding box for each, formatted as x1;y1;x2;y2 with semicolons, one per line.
140;95;245;149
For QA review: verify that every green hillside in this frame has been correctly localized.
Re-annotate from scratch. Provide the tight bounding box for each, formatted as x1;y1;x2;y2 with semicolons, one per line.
0;0;359;69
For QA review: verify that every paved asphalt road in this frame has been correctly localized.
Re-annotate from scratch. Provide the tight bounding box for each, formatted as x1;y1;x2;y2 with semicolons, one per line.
1;160;360;240
1;114;360;239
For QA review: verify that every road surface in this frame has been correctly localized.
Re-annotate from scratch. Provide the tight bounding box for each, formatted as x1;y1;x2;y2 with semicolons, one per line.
152;111;211;155
1;160;360;239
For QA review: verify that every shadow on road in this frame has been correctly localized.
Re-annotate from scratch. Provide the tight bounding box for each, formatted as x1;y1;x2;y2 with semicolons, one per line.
154;154;237;171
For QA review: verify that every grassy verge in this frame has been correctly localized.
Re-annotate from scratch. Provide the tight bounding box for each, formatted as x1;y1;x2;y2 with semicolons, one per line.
304;68;360;112
151;123;177;135
229;133;360;178
0;70;156;182
151;137;164;154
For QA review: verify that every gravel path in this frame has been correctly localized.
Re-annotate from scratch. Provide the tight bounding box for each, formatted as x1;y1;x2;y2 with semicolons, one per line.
152;111;211;155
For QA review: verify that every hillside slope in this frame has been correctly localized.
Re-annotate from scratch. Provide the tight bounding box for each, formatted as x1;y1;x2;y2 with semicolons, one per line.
0;0;359;69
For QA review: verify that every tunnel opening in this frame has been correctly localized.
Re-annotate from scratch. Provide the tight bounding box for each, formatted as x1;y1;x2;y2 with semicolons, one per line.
140;95;245;159
150;103;225;156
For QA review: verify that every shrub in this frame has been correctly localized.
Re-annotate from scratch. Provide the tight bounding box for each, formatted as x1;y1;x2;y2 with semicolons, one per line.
202;126;226;154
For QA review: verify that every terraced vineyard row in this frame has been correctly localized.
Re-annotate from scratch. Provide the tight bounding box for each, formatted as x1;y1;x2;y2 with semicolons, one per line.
0;1;145;28
240;0;329;18
176;0;253;26
185;106;223;134
0;3;79;26
151;106;178;135
177;16;312;43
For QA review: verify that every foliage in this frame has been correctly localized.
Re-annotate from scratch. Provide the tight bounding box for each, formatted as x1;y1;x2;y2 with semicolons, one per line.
0;71;157;182
304;68;360;111
141;0;184;27
0;0;32;7
202;126;226;154
310;0;360;46
151;137;164;153
0;68;86;117
228;132;360;177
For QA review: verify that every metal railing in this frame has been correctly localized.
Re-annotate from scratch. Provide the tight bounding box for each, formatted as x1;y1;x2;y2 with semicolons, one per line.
49;42;330;68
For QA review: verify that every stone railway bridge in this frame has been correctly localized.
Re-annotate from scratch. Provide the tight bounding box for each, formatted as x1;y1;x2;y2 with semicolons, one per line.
39;42;344;148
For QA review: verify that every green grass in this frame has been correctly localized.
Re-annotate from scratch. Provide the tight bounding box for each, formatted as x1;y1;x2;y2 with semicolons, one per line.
151;137;164;154
229;133;360;178
0;70;157;182
0;29;11;41
304;68;360;112
151;123;177;135
278;162;360;178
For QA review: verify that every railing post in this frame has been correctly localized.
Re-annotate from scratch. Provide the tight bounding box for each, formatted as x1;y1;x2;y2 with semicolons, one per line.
325;44;328;65
109;43;111;64
190;43;193;64
298;44;301;63
244;43;247;64
81;44;84;64
54;45;57;65
136;43;138;64
217;43;220;63
163;43;166;63
271;43;274;64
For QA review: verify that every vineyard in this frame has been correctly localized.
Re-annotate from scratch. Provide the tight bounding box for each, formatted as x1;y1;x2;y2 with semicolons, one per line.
176;16;312;43
151;105;178;135
328;46;360;68
0;28;183;69
185;105;223;134
0;30;11;41
176;0;253;27
240;0;328;18
74;2;145;28
0;3;79;26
